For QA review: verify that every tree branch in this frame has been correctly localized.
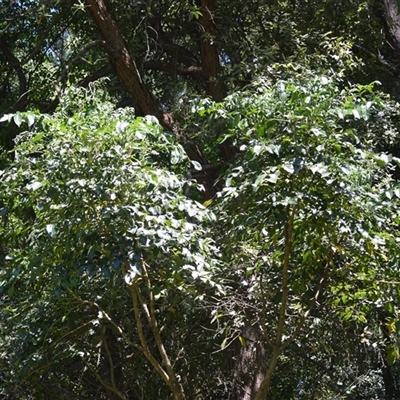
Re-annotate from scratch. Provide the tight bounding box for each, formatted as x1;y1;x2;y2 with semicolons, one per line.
86;0;215;199
82;357;127;400
196;0;227;101
141;261;186;399
282;263;329;351
0;35;28;110
53;40;106;98
99;325;117;391
0;5;72;74
143;60;203;76
254;205;296;400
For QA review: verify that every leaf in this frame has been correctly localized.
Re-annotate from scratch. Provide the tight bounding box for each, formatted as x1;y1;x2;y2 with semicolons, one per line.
27;114;35;127
203;199;213;207
386;344;400;366
27;181;42;190
8;284;15;297
124;263;141;284
253;144;263;155
102;266;111;278
191;160;202;171
302;250;312;262
334;144;342;154
238;335;246;348
0;114;12;123
282;163;294;174
377;153;392;166
46;224;56;237
320;76;329;85
112;259;123;270
32;132;45;142
170;146;185;164
266;172;280;184
311;127;326;137
254;172;267;188
13;113;23;127
385;190;392;200
116;120;129;132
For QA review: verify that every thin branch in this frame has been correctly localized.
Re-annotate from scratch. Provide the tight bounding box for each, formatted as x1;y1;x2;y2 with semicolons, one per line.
120;262;170;383
282;263;329;351
100;326;116;390
53;40;106;98
67;290;143;351
128;281;170;384
128;261;185;399
143;60;203;76
82;357;127;400
259;272;274;348
253;205;296;400
0;5;72;74
276;205;296;348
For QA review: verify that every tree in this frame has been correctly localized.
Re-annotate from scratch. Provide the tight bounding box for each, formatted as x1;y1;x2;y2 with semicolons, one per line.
198;74;400;398
0;87;222;399
2;0;400;399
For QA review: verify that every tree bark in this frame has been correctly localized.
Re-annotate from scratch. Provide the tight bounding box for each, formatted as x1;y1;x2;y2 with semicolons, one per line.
382;0;400;51
231;325;267;400
378;311;400;400
86;0;172;129
0;34;28;111
86;0;217;198
197;0;227;102
252;207;295;400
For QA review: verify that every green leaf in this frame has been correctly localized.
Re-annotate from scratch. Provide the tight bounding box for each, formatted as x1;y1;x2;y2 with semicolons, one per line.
46;224;56;237
238;336;246;348
27;114;35;127
191;160;202;171
32;132;45;142
27;181;42;190
13;113;23;127
8;284;15;297
0;113;12;123
254;172;267;188
386;345;400;366
282;163;294;174
266;172;280;184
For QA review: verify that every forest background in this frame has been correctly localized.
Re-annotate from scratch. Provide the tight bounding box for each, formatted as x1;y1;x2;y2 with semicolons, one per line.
2;0;400;399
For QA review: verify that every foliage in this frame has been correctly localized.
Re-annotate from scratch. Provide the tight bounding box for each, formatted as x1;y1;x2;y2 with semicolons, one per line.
0;86;221;399
2;0;400;398
197;74;400;398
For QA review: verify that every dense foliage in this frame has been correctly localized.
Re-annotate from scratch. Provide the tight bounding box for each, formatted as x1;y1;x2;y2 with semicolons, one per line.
2;1;400;399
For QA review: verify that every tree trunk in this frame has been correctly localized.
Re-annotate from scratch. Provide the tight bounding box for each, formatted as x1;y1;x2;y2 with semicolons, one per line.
86;0;217;198
86;0;172;129
230;325;267;400
382;0;400;51
379;312;400;400
196;0;238;163
197;0;227;102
